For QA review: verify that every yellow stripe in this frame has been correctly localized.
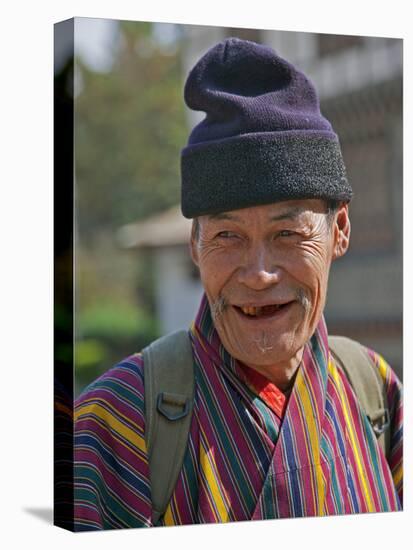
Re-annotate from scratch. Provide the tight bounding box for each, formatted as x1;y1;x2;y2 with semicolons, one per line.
75;401;147;454
163;500;176;526
296;373;325;515
393;464;403;488
200;431;230;522
328;357;375;512
378;355;388;382
163;493;184;526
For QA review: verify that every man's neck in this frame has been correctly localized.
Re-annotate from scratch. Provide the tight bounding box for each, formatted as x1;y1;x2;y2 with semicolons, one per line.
243;346;304;392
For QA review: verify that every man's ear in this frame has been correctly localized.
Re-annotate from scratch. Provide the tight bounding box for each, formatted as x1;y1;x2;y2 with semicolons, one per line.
332;203;351;260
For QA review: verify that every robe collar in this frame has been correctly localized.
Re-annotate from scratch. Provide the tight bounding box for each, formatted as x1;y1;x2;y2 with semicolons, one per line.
191;292;331;419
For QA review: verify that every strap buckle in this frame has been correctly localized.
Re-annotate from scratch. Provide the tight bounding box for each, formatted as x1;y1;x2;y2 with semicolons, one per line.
156;392;190;421
367;408;390;436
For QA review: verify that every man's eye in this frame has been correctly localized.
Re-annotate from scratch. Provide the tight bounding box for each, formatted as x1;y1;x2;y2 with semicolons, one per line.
278;230;295;237
217;231;238;239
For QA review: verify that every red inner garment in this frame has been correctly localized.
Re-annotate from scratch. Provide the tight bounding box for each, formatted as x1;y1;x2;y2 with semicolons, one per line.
237;362;288;418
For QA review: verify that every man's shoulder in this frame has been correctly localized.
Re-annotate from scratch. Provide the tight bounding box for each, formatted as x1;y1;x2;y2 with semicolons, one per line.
329;335;401;386
330;337;403;418
74;353;152;529
362;345;403;393
75;353;146;429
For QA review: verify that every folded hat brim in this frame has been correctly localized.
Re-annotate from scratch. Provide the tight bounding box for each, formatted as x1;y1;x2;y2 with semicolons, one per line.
181;130;352;219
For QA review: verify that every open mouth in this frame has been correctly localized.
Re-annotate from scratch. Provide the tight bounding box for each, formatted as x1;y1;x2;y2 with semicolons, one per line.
234;302;294;319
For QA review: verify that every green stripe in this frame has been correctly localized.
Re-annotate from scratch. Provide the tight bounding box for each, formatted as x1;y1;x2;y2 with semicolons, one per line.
320;437;343;514
361;414;390;509
75;465;149;528
195;361;258;512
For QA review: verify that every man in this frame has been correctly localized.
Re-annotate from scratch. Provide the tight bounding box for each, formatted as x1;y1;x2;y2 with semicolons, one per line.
74;38;402;530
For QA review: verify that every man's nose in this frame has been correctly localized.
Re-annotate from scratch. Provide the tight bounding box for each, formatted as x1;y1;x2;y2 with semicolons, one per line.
236;245;282;290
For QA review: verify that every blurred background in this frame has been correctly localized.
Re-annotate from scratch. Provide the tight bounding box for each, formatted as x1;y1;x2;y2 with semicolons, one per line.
62;18;402;395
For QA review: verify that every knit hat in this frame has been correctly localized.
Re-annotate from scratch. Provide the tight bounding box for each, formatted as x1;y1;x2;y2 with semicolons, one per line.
181;37;352;218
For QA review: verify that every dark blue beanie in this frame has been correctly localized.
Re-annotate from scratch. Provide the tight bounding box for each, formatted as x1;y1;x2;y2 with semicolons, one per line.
181;37;352;218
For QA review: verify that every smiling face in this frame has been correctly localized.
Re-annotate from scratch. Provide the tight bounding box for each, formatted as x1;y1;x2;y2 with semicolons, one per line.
190;199;350;385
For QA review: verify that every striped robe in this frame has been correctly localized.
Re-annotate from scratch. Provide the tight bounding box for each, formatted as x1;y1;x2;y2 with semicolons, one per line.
74;294;403;530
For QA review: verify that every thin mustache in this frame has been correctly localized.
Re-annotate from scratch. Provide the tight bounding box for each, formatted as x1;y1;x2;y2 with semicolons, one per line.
210;288;310;320
296;288;311;312
210;294;228;321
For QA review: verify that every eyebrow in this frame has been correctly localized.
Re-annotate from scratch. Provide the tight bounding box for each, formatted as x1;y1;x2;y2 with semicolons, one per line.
207;212;242;222
269;207;304;222
207;207;304;223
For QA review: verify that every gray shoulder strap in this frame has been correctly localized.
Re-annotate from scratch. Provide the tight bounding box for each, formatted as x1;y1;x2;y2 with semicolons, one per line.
328;335;390;458
143;330;195;525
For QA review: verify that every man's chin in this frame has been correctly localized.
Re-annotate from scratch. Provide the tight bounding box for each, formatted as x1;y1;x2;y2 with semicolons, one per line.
214;307;308;360
223;332;305;368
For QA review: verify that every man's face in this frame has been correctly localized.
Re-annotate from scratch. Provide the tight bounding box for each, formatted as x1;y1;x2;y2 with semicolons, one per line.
190;199;350;372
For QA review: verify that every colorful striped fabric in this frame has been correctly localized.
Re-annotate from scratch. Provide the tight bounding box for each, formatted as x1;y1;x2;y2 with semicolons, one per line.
74;294;403;530
235;360;288;417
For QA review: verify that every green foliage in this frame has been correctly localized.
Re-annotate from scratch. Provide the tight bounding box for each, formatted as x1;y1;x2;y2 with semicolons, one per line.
78;302;159;341
75;339;107;369
75;21;187;243
73;21;185;396
75;301;160;396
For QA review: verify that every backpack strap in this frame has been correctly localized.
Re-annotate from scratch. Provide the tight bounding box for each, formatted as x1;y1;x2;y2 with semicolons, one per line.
328;335;390;458
143;331;391;523
143;330;195;525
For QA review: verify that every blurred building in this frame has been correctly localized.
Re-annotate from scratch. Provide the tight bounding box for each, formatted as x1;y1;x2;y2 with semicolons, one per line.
118;206;204;334
120;26;403;379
